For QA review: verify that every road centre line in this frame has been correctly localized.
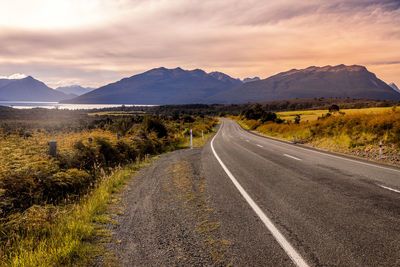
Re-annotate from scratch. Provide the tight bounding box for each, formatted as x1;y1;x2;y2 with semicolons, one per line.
378;184;400;194
257;144;263;148
211;122;309;267
238;125;400;174
284;154;302;161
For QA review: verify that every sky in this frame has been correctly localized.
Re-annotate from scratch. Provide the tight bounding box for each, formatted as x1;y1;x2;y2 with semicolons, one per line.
0;0;399;88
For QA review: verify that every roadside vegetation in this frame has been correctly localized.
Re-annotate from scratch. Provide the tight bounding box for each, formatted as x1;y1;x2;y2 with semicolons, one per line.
0;107;217;266
234;103;400;165
1;97;399;265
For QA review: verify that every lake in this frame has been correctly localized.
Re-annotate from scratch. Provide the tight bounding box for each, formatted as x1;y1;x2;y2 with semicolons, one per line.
0;101;154;110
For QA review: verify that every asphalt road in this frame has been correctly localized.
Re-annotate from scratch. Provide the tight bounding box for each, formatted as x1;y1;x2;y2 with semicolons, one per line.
201;118;400;266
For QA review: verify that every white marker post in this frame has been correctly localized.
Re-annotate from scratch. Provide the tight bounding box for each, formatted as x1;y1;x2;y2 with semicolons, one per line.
202;130;204;140
379;141;382;160
190;129;193;149
293;135;296;144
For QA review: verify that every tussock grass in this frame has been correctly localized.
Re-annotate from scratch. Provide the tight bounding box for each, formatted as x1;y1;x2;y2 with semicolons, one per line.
0;115;218;266
277;106;394;122
234;107;400;161
1;162;145;266
178;131;215;148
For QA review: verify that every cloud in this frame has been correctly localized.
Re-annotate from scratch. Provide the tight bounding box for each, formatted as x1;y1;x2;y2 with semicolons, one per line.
0;73;27;79
0;0;399;87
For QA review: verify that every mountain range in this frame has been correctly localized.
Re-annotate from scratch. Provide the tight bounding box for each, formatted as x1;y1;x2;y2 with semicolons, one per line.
55;85;95;97
208;65;400;103
0;76;72;102
64;65;400;104
2;65;400;104
62;67;245;104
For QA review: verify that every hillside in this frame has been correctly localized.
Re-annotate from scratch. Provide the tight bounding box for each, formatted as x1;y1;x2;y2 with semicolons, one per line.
0;76;71;101
63;67;243;104
56;85;95;96
208;65;400;103
389;82;400;93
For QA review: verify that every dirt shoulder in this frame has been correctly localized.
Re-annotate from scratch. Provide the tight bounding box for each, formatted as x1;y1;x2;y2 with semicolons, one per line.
99;148;231;266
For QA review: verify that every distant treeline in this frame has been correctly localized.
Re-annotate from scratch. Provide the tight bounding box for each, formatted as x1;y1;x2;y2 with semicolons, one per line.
90;97;400;116
1;98;399;123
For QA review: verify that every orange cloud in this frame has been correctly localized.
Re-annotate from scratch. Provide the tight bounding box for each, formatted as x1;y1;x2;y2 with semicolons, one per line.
0;0;399;87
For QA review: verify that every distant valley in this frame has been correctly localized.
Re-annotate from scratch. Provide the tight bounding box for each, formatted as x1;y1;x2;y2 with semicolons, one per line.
55;85;95;97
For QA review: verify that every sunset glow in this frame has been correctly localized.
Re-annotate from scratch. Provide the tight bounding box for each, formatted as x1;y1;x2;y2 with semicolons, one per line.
1;0;399;88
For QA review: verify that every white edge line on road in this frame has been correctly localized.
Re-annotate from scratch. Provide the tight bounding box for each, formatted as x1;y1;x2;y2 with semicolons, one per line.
211;123;309;267
257;144;263;148
243;126;400;174
246;139;250;142
378;184;400;194
284;154;302;161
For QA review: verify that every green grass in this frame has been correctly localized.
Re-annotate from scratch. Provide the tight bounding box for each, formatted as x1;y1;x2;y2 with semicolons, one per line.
1;161;149;267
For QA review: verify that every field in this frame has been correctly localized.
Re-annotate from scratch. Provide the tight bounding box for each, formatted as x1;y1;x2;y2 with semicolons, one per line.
235;104;400;166
88;110;146;116
277;107;394;122
0;107;217;266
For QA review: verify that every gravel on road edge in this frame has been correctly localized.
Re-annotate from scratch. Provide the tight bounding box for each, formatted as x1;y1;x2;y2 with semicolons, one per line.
97;148;232;266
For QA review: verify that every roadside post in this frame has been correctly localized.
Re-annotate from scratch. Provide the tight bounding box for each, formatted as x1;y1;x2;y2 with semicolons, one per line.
293;135;296;144
48;141;57;157
202;130;204;140
190;129;193;149
379;141;382;160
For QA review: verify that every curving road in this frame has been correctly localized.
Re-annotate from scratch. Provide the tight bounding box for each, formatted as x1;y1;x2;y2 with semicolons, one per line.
201;118;400;266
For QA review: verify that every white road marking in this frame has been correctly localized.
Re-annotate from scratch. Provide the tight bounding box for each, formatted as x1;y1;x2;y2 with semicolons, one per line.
236;123;400;174
246;139;250;142
257;144;263;148
211;123;309;267
284;154;302;161
378;184;400;194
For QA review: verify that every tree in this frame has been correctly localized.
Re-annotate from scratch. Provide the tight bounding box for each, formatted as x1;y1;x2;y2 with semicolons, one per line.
294;114;301;124
329;104;340;113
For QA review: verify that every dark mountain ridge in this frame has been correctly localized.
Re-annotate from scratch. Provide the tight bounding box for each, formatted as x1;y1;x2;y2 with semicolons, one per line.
207;64;400;103
0;76;70;102
62;67;243;104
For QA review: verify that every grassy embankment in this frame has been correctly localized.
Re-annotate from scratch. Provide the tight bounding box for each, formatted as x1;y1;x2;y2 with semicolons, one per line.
234;106;400;164
0;110;217;266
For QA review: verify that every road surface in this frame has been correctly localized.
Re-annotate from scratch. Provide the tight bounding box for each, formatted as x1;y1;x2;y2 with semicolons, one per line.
201;118;400;266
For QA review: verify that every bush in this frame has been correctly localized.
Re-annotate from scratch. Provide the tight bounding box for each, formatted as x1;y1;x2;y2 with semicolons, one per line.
142;117;168;138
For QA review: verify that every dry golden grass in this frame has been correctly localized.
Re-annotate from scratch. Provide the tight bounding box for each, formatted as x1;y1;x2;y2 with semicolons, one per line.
277;106;394;122
235;107;400;154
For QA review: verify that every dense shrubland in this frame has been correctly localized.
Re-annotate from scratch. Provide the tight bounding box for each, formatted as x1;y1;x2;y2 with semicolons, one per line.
0;108;217;265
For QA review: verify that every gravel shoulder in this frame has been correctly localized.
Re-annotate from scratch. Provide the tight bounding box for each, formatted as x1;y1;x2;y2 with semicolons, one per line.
100;148;232;266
